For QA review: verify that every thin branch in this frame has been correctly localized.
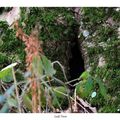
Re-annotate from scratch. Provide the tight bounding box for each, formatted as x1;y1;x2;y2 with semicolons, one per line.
37;78;41;113
12;67;21;113
74;88;77;112
52;61;68;82
54;89;89;113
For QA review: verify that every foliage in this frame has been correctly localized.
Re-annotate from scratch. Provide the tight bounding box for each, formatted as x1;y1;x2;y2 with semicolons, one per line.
76;71;107;100
20;8;77;41
0;7;119;113
0;21;25;70
0;55;70;112
79;7;120;112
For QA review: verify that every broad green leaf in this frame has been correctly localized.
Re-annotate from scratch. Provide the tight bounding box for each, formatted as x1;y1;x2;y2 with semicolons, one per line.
79;71;90;81
41;54;56;77
52;86;68;108
0;63;17;82
76;77;93;99
76;82;86;98
7;98;17;108
84;77;93;95
53;86;67;98
0;68;13;82
1;63;17;71
85;77;93;90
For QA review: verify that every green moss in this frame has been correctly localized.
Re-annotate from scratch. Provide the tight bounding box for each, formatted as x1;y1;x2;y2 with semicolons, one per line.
80;8;120;112
0;21;25;70
19;7;77;80
20;7;77;41
0;7;77;81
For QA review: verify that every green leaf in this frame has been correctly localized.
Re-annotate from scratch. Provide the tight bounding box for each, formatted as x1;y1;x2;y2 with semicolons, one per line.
0;68;13;82
76;77;93;99
84;77;93;93
53;86;67;98
0;63;17;82
52;86;68;108
23;94;32;111
79;71;90;81
96;79;107;99
41;54;56;77
7;98;17;108
32;56;43;77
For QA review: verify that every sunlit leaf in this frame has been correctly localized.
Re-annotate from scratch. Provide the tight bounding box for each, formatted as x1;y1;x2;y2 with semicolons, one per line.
91;91;97;98
1;63;17;71
0;63;17;82
79;71;90;81
0;68;13;82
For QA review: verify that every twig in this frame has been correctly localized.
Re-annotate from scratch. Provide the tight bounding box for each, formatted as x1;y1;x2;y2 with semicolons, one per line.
37;78;41;113
20;75;46;98
52;61;68;82
53;89;89;113
12;67;21;113
74;88;77;112
65;78;79;84
53;77;73;112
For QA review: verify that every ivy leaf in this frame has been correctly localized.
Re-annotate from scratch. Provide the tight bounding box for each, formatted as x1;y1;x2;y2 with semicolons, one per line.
41;54;56;77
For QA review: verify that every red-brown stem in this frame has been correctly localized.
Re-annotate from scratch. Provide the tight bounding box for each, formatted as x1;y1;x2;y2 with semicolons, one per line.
14;21;42;113
31;77;38;113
